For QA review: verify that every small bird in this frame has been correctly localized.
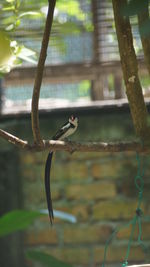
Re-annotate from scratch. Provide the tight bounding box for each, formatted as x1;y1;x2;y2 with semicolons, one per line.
52;115;78;141
45;115;78;224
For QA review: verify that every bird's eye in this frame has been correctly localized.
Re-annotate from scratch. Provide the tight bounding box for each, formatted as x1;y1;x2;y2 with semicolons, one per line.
71;115;75;121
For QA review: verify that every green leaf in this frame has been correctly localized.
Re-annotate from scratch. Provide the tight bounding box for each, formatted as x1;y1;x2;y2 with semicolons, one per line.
2;15;17;26
59;21;81;34
121;0;149;16
2;6;15;11
0;210;41;237
19;11;43;18
79;80;90;96
15;19;20;27
17;46;37;64
26;250;73;267
56;0;85;21
5;24;15;31
6;0;15;3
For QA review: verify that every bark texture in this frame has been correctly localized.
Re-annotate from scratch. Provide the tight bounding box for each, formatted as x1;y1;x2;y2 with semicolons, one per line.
0;128;149;153
112;0;150;141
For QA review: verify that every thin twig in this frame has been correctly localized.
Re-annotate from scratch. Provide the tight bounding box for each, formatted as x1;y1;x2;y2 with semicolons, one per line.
0;129;149;153
31;0;56;145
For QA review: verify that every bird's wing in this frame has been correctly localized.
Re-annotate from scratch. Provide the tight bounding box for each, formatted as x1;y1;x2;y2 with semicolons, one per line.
52;122;71;140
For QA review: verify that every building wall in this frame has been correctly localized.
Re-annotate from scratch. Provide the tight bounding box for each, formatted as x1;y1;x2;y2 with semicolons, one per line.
0;107;150;267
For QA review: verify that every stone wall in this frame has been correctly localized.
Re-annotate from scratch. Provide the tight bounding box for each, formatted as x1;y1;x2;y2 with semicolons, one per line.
0;107;150;267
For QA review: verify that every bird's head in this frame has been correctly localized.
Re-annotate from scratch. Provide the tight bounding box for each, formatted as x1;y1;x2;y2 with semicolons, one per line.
69;115;78;126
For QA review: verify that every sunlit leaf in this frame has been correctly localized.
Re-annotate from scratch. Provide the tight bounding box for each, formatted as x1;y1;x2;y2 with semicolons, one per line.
56;0;85;21
0;38;21;72
5;24;15;31
2;6;15;11
26;250;73;267
121;0;149;16
79;80;90;96
85;22;93;32
18;55;37;64
1;0;92;64
15;19;20;27
0;31;13;67
19;11;43;18
60;21;81;34
6;0;15;3
0;210;41;237
17;46;37;64
13;57;22;66
2;15;17;26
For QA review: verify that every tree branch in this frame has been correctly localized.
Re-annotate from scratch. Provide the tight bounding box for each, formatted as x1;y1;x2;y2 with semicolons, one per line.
112;0;150;141
0;129;29;149
42;139;149;153
31;0;56;145
0;129;149;153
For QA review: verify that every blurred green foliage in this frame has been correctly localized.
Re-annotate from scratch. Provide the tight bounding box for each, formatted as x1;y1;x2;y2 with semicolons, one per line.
0;209;72;266
121;0;150;37
0;209;41;237
0;0;92;73
140;75;150;88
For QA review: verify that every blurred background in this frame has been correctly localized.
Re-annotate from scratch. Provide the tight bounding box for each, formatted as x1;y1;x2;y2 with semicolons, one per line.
0;0;150;266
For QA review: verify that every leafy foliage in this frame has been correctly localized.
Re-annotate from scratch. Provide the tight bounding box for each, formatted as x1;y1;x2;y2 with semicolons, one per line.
0;209;41;236
0;0;92;73
0;209;73;267
121;0;150;37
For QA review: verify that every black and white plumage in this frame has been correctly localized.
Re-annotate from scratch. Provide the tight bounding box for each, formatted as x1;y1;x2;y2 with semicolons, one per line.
52;115;78;140
45;115;78;224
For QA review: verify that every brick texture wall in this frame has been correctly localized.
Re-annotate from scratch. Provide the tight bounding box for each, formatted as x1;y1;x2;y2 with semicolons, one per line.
1;109;150;267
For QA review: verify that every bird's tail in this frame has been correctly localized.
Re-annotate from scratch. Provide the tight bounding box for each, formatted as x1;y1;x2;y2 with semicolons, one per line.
44;152;54;225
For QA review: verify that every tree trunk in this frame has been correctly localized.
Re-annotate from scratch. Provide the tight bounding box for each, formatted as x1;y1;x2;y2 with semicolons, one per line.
112;0;150;141
138;2;150;76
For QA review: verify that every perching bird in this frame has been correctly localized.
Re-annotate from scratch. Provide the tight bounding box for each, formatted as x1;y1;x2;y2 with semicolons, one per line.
45;115;78;224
